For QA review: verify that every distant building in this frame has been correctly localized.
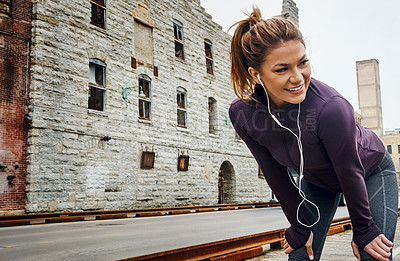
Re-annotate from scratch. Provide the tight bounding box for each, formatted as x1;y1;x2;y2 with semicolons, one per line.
379;134;400;184
355;60;399;181
356;59;384;136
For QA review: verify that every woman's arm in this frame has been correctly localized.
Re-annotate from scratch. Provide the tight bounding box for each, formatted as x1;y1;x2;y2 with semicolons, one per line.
318;96;383;249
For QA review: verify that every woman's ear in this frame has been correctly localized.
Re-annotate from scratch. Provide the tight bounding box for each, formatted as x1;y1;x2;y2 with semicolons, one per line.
248;67;261;84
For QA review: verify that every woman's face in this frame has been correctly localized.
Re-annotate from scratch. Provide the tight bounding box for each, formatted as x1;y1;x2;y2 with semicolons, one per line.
249;40;311;109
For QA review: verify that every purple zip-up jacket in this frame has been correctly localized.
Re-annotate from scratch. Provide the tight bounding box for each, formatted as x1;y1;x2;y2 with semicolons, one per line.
229;78;385;250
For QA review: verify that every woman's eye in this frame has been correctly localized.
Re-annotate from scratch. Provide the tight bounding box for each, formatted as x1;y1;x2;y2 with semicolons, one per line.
299;59;309;66
275;68;288;73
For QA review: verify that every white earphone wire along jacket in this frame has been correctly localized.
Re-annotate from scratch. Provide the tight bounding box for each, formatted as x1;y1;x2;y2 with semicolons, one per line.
256;75;320;228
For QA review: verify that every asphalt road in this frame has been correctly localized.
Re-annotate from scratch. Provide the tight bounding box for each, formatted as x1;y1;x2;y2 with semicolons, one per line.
0;207;349;261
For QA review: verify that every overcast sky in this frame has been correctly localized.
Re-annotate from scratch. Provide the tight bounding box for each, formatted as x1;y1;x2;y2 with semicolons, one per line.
200;0;400;132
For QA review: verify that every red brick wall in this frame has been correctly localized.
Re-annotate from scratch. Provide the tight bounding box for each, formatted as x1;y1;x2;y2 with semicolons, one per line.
0;0;32;213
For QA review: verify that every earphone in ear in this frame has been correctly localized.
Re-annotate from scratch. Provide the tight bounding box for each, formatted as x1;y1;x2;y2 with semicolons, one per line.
256;74;262;84
256;74;283;127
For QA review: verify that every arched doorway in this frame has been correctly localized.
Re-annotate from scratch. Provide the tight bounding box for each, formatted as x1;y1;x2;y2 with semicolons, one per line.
218;161;235;204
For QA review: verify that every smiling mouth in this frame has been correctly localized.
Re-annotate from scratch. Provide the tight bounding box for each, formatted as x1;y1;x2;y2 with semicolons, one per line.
285;84;303;92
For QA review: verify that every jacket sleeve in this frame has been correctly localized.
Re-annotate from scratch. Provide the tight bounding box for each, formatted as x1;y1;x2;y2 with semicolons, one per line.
229;103;311;250
318;96;382;249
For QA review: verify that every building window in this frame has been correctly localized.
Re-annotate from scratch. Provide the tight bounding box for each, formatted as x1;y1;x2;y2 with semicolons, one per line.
173;20;184;59
205;39;214;74
88;59;106;111
398;144;400;154
138;74;151;120
90;0;106;28
0;0;12;17
208;97;217;134
177;87;187;127
387;145;392;154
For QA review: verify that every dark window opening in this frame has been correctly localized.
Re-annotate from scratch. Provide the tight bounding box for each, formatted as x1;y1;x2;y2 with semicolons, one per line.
138;75;151;120
177;110;186;127
94;66;103;84
177;87;187;127
88;87;104;111
0;0;12;17
173;21;184;59
387;145;392;154
177;92;185;108
90;0;106;28
208;97;217;134
131;57;137;69
398;144;400;154
174;22;183;40
175;41;184;59
88;59;106;111
139;100;151;119
206;59;213;75
205;40;214;74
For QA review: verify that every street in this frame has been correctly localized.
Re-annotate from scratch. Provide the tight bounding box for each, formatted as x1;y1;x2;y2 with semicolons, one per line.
0;207;348;261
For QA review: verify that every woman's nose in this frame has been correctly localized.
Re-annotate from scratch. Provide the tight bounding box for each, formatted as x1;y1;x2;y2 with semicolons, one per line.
289;68;303;84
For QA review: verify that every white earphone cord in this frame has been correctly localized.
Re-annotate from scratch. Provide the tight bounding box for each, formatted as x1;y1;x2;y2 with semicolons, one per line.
258;76;320;228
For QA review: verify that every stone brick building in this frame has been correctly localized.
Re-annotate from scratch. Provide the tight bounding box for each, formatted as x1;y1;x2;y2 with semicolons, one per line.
0;0;32;213
15;0;278;213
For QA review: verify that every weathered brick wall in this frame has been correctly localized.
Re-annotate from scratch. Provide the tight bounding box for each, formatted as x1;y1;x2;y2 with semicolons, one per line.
25;0;271;213
0;0;32;214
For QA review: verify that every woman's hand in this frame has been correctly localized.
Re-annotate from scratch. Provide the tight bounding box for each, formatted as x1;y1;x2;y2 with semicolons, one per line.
284;231;314;260
351;234;393;261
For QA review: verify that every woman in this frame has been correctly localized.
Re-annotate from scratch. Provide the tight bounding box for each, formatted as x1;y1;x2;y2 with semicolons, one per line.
229;7;398;261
